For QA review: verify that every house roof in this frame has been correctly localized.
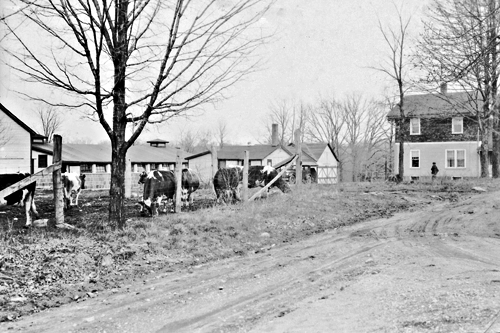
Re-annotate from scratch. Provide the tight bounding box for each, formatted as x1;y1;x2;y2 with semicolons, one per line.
0;103;47;140
387;92;481;118
185;144;287;160
32;143;189;164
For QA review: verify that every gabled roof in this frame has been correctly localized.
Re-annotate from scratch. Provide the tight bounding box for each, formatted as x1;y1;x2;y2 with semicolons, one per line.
387;92;481;118
32;143;189;163
0;103;46;140
185;144;287;161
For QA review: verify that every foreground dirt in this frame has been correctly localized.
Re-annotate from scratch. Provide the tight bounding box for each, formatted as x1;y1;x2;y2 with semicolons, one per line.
2;187;500;332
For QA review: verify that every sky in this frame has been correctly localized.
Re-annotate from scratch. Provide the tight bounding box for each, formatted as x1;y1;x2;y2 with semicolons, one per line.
0;0;429;146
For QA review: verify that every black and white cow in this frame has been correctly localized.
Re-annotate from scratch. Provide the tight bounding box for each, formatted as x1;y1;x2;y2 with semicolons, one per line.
213;165;291;204
138;168;200;210
0;173;39;227
61;172;86;209
139;170;176;216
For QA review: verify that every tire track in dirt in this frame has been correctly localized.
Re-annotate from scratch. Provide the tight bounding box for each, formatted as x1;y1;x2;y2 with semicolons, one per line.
5;193;500;333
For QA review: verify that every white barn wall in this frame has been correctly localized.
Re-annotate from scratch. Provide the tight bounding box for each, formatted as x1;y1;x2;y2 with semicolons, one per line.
266;148;291;167
0;112;31;173
188;153;213;184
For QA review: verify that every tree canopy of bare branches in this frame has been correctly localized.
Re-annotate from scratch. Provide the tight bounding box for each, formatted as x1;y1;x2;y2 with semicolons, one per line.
372;5;413;181
416;0;500;177
5;0;274;228
34;106;63;142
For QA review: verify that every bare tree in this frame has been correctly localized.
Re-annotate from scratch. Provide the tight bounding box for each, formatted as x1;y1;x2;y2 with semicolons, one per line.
34;106;63;142
215;120;230;148
264;99;295;145
373;6;413;181
6;0;274;228
359;100;392;181
416;0;500;177
175;128;198;153
307;96;347;181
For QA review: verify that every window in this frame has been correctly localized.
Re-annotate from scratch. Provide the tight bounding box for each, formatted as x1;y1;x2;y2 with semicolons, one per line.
410;150;420;168
410;118;420;135
446;149;466;168
95;164;106;173
267;159;272;166
452;117;463;134
38;155;48;168
80;164;92;173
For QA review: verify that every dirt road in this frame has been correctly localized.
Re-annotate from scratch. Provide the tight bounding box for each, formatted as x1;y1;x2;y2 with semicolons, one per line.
3;190;500;333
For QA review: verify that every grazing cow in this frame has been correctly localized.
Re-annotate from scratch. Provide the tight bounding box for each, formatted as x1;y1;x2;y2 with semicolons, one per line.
61;172;86;209
213;166;243;204
0;173;39;227
139;170;176;216
180;168;200;209
213;165;291;204
138;168;200;210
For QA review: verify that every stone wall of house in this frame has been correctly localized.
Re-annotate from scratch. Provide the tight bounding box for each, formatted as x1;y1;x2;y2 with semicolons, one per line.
396;117;477;142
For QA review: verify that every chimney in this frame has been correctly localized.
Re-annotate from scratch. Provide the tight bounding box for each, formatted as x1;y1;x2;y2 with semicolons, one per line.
271;124;278;147
440;82;447;95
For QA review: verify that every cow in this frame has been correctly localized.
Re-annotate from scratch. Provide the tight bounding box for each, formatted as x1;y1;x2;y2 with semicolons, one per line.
138;168;200;210
61;172;86;209
213;165;291;204
180;168;200;209
139;170;176;216
213;166;243;204
0;173;39;227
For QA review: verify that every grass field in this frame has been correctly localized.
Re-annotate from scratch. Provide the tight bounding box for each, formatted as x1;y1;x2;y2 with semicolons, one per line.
0;179;497;321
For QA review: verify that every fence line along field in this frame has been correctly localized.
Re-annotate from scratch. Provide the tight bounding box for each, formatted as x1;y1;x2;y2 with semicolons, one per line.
0;179;498;325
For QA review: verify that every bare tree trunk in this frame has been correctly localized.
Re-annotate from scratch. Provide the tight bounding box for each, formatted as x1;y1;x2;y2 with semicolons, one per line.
109;149;126;229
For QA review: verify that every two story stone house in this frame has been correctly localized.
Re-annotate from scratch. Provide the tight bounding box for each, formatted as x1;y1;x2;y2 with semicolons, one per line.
387;89;485;180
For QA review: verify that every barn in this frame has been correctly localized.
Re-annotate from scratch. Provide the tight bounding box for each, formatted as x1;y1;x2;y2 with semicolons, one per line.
32;140;190;190
186;144;291;184
275;143;339;184
0;103;47;174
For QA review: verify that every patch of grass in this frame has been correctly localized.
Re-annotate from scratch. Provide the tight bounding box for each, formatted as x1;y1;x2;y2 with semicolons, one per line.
1;180;500;321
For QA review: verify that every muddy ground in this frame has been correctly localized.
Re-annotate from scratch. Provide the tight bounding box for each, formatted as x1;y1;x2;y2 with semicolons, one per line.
1;180;500;332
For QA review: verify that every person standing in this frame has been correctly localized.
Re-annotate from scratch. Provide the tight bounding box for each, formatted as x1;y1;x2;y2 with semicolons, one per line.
431;162;439;181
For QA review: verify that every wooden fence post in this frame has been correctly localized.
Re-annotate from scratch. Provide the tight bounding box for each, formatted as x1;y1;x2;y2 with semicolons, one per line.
211;145;218;193
242;150;249;202
294;129;302;188
53;135;64;226
175;149;183;213
125;158;132;198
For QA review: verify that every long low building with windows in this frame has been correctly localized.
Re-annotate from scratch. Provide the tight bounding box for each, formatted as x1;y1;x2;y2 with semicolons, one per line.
32;139;189;189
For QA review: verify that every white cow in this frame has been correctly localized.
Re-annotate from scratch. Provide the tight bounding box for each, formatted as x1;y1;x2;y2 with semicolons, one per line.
61;172;86;208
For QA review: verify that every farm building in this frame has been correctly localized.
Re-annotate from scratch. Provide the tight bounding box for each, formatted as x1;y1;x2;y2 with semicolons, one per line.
387;84;488;180
186;144;291;184
277;143;339;184
187;142;339;184
0;103;47;174
32;141;189;189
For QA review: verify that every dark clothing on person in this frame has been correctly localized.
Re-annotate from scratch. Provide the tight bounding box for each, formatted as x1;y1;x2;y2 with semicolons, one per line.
431;164;439;180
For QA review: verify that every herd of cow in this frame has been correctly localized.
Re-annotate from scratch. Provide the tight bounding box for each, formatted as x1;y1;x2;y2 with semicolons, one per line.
0;165;290;227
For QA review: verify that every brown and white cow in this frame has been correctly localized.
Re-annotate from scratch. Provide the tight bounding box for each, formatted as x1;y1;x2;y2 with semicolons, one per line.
213;165;291;204
61;172;86;209
0;173;39;227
